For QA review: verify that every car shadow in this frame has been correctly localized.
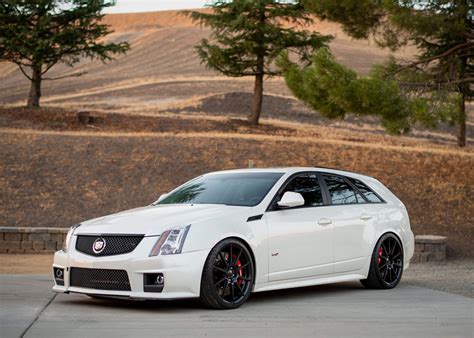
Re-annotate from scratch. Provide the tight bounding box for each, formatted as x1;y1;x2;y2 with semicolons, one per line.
59;281;365;312
249;281;364;304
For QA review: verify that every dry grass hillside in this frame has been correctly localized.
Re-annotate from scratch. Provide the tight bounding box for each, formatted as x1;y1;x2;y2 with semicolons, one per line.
0;10;472;257
0;10;414;110
1;107;473;258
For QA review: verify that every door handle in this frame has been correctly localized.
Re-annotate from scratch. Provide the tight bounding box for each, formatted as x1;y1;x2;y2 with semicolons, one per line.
360;214;372;221
318;218;332;226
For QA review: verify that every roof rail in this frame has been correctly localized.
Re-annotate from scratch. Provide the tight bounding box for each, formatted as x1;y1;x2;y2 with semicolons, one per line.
313;166;358;174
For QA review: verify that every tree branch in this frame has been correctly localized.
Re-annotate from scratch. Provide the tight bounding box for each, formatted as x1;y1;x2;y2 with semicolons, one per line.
41;61;59;75
42;71;88;81
395;42;474;73
399;77;474;88
16;64;32;81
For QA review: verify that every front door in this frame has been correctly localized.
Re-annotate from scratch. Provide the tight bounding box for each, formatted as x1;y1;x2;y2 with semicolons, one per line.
266;173;335;281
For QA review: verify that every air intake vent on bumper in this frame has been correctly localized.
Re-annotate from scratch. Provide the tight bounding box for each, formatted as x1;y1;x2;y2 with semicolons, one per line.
70;267;131;291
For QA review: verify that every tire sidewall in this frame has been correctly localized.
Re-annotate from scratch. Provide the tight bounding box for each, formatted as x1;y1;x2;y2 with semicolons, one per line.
201;238;255;309
374;233;404;289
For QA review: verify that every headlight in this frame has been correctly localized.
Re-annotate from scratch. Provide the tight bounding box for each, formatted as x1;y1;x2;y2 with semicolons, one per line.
63;224;80;253
149;225;191;256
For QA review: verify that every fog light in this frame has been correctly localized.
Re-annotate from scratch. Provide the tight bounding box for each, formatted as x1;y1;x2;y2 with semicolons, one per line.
144;273;164;293
53;267;64;286
155;275;164;284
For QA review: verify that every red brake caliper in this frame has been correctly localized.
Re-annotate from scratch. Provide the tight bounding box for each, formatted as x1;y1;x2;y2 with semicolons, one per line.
234;256;244;285
378;247;383;265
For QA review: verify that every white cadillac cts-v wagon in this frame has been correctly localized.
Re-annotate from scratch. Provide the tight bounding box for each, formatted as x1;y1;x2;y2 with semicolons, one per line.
52;167;414;309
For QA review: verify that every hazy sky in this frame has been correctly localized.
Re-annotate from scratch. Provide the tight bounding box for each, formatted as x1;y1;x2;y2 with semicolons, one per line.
105;0;209;13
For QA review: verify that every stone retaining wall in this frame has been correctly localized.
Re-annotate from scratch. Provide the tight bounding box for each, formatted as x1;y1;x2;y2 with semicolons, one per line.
0;228;448;262
0;227;68;254
411;235;447;262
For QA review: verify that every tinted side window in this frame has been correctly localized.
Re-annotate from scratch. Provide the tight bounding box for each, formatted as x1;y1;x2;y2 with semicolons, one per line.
323;174;364;205
281;174;323;207
349;178;383;203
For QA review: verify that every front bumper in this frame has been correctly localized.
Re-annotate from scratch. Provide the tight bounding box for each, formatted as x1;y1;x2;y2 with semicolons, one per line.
52;236;209;299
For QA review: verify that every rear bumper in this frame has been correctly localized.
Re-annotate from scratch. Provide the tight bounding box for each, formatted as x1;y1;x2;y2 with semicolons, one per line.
52;242;209;299
403;229;415;269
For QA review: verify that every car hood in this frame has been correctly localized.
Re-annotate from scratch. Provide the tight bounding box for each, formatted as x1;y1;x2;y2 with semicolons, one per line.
75;204;246;236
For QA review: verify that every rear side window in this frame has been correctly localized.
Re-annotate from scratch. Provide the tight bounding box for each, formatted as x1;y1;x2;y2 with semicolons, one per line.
322;174;364;205
349;178;383;203
281;174;324;207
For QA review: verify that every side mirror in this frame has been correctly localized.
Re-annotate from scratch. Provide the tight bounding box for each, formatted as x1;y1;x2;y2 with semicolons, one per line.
277;191;305;208
155;193;169;204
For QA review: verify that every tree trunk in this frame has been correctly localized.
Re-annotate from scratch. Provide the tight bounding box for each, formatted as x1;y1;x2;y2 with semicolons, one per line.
27;66;42;108
249;73;264;125
456;0;467;148
248;4;266;125
457;91;466;147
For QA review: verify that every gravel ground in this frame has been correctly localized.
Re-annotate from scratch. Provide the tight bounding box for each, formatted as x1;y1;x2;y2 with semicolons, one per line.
0;255;54;275
403;260;473;298
1;255;472;298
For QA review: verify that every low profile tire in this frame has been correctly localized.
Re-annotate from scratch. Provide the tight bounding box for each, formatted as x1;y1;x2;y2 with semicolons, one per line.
200;238;255;310
361;233;404;289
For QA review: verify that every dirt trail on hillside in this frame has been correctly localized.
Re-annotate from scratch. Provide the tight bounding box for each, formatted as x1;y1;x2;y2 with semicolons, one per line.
0;10;413;109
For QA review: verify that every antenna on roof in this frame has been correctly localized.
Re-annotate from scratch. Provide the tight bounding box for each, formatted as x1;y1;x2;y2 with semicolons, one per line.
248;160;255;168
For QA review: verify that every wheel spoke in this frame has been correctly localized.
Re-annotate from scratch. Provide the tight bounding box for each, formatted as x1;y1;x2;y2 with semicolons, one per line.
219;251;229;269
233;249;242;266
231;283;235;301
213;265;228;274
238;262;250;270
393;267;400;278
214;277;227;287
223;281;230;296
390;239;396;255
235;282;244;296
381;268;388;280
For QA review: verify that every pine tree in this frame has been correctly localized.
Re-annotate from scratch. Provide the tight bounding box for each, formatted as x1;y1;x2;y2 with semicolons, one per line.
0;0;129;108
278;48;459;135
301;0;473;147
187;0;331;124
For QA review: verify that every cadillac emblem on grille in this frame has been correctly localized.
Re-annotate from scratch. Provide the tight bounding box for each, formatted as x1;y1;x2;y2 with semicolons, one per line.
92;237;106;254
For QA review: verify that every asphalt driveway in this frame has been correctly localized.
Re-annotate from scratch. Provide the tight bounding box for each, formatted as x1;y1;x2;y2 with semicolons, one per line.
1;274;472;337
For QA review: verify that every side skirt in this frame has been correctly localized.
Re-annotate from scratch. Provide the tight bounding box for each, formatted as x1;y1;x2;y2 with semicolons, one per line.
253;273;366;293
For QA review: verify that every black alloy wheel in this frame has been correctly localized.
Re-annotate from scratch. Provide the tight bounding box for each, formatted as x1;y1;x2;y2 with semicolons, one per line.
200;238;254;309
361;233;404;289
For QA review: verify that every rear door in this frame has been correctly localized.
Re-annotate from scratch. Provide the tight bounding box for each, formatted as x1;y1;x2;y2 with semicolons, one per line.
321;174;377;273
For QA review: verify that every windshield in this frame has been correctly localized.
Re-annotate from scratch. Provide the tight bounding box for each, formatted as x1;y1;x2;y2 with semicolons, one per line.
157;172;283;207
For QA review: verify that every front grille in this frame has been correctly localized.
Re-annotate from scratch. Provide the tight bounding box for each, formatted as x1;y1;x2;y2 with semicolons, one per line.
75;234;144;256
70;267;131;291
